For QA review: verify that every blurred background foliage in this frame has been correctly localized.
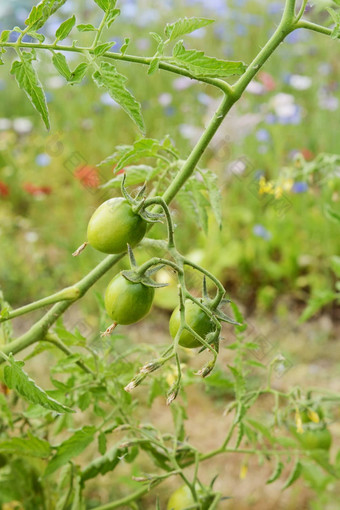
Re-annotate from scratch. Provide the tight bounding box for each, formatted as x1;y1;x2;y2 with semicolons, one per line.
0;0;339;320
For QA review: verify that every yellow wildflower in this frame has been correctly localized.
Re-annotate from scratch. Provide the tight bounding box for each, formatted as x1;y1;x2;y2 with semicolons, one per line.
295;408;304;434
240;463;248;479
307;409;320;424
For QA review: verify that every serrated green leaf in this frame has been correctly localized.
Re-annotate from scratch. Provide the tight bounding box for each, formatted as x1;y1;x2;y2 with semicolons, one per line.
93;0;111;11
246;418;273;442
93;42;114;57
4;355;73;413
55;15;76;41
78;392;91;411
229;302;247;333
148;56;161;75
165;17;214;41
121;37;130;55
69;62;89;84
11;52;50;129
282;460;302;490
235;422;245;449
100;138;168;170
52;52;71;80
102;165;158;188
25;0;67;31
266;460;284;484
228;365;246;400
45;426;96;476
92;61;144;133
98;431;107;455
27;30;45;42
0;30;11;43
173;41;247;78
299;289;336;323
81;445;126;481
106;8;120;28
76;24;96;32
0;434;51;458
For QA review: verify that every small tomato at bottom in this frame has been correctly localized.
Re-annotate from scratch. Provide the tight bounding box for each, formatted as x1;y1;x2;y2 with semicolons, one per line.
167;485;213;510
104;274;154;325
169;300;213;349
297;427;332;451
167;485;194;510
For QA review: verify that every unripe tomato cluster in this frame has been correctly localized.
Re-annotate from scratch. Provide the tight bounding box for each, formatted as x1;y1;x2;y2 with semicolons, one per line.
86;196;213;347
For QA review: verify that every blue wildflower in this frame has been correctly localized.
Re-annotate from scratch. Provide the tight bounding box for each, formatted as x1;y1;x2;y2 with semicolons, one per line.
36;153;51;167
256;128;271;143
292;182;308;193
253;224;272;240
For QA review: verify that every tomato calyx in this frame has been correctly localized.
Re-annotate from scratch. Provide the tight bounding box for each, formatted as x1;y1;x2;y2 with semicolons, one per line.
122;245;169;289
121;174;165;224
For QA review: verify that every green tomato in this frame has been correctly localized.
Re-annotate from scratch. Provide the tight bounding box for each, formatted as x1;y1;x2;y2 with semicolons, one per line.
167;485;194;510
297;427;332;451
104;273;154;325
169;300;213;349
87;197;147;254
167;485;212;510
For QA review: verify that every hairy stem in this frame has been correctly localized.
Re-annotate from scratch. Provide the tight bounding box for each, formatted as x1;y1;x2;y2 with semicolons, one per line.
0;41;230;93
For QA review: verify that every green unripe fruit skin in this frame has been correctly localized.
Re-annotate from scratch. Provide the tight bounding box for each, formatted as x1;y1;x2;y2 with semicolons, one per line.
169;300;213;349
104;274;155;325
87;197;147;254
167;485;194;510
167;485;212;510
298;427;332;451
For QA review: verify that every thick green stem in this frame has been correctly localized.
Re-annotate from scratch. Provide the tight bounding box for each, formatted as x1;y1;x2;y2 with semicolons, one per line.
162;93;235;205
232;5;296;98
0;253;124;360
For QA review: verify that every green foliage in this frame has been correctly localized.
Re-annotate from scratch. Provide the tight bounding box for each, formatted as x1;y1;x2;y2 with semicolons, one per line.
10;52;50;129
3;354;74;413
92;61;145;133
172;41;247;78
0;0;339;508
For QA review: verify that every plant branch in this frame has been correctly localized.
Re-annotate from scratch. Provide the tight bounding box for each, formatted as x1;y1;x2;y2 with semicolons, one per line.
0;41;230;93
0;253;124;361
297;19;337;38
0;287;80;322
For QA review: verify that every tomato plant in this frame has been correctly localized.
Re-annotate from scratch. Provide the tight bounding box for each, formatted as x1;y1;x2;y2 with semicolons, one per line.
0;0;340;508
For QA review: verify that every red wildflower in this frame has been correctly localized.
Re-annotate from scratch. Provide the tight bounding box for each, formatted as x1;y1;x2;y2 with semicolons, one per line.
0;181;9;197
23;183;52;196
301;148;314;161
258;71;276;92
74;165;100;188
